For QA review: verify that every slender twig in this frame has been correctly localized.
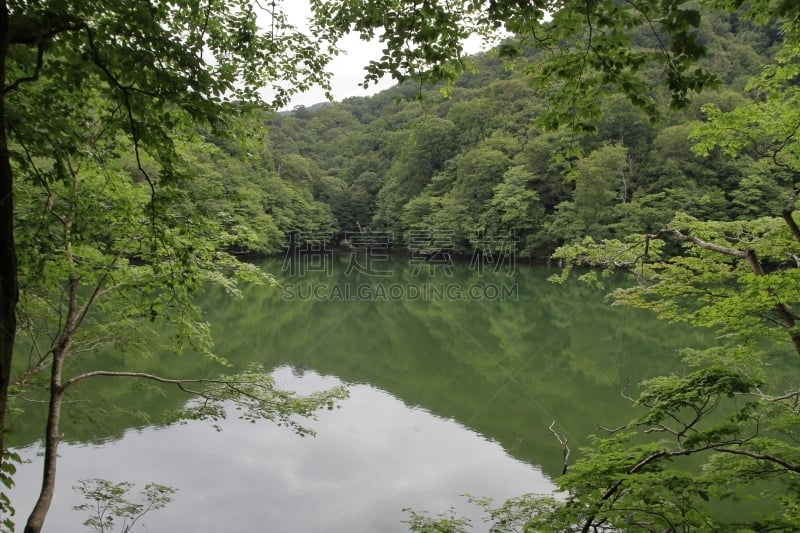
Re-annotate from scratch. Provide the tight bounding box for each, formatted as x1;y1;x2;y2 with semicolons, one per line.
549;421;571;474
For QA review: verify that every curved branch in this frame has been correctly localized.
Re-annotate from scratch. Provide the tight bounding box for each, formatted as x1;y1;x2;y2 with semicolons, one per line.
82;25;159;240
3;36;44;93
7;13;83;46
549;421;571;474
579;439;746;532
649;228;748;259
781;210;800;246
715;447;800;474
63;370;210;394
765;390;800;403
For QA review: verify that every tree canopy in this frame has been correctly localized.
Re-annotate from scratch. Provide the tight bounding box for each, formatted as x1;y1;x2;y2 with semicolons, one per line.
1;1;343;530
311;0;781;125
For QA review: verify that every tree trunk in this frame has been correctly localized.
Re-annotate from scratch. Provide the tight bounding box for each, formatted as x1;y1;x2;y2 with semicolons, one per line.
744;249;800;357
782;209;800;246
0;0;19;485
25;231;78;531
23;351;65;533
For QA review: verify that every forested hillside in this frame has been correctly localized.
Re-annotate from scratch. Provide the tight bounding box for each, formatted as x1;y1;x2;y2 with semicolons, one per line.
203;10;782;258
74;10;775;261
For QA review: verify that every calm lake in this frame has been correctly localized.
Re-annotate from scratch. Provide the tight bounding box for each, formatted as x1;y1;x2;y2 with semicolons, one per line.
10;256;731;531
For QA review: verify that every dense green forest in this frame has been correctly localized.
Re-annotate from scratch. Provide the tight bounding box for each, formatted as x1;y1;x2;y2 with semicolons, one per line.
166;11;784;260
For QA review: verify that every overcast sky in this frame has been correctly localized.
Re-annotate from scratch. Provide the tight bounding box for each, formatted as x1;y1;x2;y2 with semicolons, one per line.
273;1;486;108
268;2;393;108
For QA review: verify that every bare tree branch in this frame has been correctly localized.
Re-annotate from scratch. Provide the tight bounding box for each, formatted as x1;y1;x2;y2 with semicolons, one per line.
62;370;212;393
648;228;748;259
714;447;800;474
549;421;571;475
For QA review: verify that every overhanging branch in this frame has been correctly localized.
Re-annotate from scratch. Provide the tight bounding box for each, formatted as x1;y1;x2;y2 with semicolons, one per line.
715;446;800;474
3;37;44;93
648;228;748;259
63;370;213;393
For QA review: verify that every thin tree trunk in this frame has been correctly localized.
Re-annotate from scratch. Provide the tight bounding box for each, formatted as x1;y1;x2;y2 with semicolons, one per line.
0;0;19;485
666;229;800;358
782;209;800;246
745;249;800;357
25;183;78;532
24;277;76;533
23;349;65;533
778;213;800;350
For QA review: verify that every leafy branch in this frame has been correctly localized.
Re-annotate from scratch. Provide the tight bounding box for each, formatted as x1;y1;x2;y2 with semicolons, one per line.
72;478;175;533
64;366;348;437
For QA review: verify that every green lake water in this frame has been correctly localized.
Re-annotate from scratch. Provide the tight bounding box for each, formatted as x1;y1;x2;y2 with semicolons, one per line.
10;256;742;531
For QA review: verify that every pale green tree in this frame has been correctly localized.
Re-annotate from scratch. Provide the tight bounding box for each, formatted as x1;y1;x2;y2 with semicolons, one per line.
72;479;175;533
1;0;340;473
483;166;545;255
11;118;347;533
0;1;346;531
373;116;458;237
569;143;630;238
